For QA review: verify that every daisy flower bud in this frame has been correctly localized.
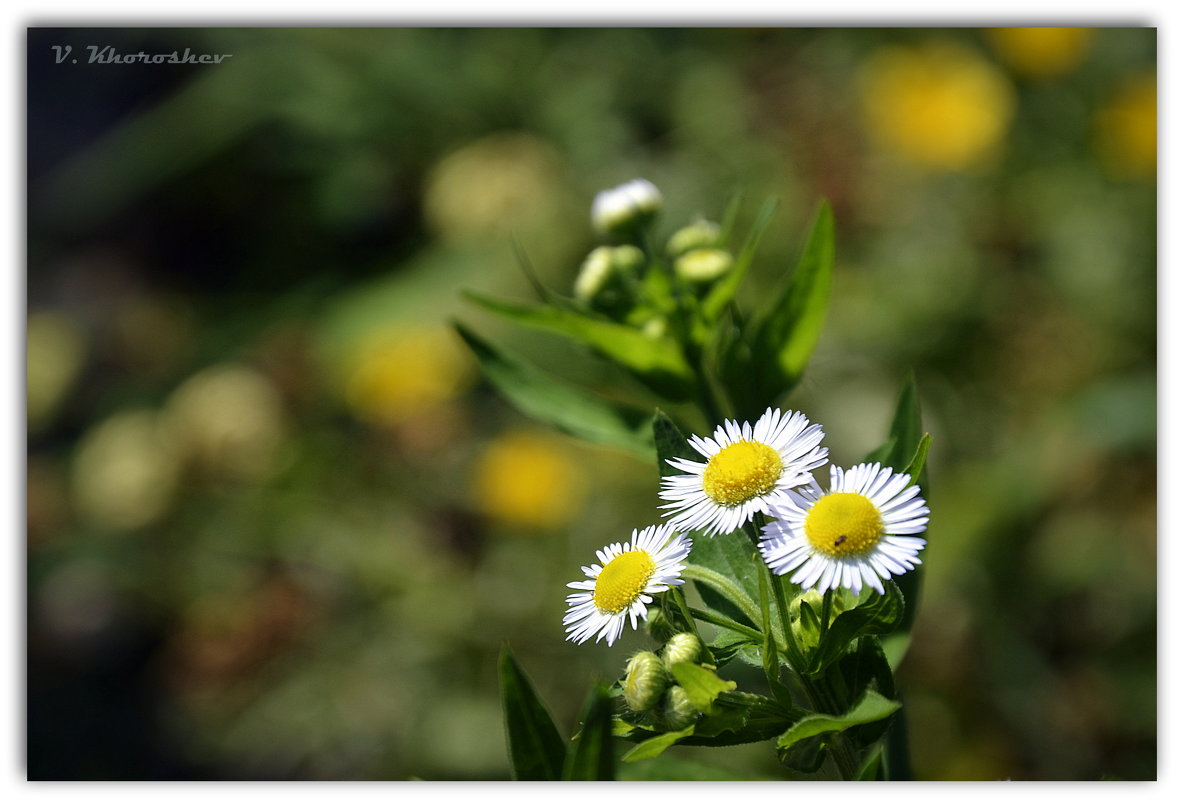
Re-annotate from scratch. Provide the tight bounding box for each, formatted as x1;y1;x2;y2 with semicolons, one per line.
662;684;699;730
666;219;722;258
673;248;733;284
661;632;703;670
623;650;670;713
591;178;662;238
573;245;645;303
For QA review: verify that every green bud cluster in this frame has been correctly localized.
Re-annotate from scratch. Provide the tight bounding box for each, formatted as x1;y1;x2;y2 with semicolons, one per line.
621;632;711;731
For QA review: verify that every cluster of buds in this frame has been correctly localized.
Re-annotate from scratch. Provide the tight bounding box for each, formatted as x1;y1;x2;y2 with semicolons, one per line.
621;632;709;730
573;180;734;321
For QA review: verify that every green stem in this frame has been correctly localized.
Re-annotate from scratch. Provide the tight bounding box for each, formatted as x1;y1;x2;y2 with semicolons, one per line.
772;573;808;673
681;564;761;628
687;606;764;643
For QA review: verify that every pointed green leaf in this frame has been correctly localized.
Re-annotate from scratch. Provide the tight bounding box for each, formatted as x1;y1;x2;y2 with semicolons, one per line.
499;646;566;780
700;197;779;322
876;373;923;472
776;690;901;751
779;736;828;773
751;201;835;392
670;662;737;715
809;586;905;674
563;683;615;780
454;323;653;459
901;434;932;485
621;726;695;762
855;745;886;780
868;375;930;668
463;290;695;399
652;409;697;478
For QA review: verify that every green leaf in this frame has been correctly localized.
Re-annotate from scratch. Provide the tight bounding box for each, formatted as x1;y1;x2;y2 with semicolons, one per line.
719;201;836;417
753;200;834;386
563;683;615;780
828;636;898;753
499;646;566;781
901;434;932;485
855;745;886;780
454;323;654;459
868;374;931;668
809;586;905;674
875;373;923;473
652;409;697;478
797;600;822;651
685;690;797;745
621;726;695;762
700;197;779;322
776;690;902;751
463;290;696;400
670;662;737;715
779;736;827;774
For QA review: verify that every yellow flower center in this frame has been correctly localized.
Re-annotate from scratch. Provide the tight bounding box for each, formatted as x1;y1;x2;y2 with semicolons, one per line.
594;550;656;614
804;492;885;557
701;441;783;506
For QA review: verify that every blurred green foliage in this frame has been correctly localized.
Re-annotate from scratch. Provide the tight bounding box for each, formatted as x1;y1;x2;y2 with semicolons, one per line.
27;27;1154;779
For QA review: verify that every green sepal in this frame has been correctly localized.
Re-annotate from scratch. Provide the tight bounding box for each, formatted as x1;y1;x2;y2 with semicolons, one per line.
563;683;616;780
454;323;654;459
498;646;566;781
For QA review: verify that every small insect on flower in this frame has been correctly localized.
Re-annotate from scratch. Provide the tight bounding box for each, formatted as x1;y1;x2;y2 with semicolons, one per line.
564;524;691;647
759;462;929;596
659;408;828;536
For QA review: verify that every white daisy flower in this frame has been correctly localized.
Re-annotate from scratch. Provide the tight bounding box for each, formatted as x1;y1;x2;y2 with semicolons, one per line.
563;523;691;646
658;408;829;536
759;462;929;596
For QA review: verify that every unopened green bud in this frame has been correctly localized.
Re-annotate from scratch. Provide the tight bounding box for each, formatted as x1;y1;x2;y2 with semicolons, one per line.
574;245;646;303
662;684;699;730
674;248;733;283
574;247;615;301
644;607;675;643
666;219;722;258
661;632;703;669
591;178;662;238
610;244;645;274
623;651;670;713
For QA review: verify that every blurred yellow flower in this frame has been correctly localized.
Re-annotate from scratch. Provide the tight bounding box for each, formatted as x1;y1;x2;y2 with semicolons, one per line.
986;28;1094;79
27;311;85;432
71;409;179;531
423;132;567;244
166;364;288;483
344;326;474;427
1094;73;1156;179
859;42;1015;172
473;429;586;531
